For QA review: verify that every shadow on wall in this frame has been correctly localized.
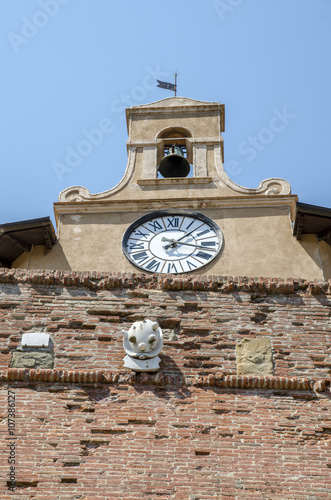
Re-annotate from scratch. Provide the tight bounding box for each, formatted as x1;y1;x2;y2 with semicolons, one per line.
298;235;331;281
134;354;191;401
13;241;71;271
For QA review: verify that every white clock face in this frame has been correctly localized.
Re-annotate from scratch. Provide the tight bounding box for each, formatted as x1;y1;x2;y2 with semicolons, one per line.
122;211;223;274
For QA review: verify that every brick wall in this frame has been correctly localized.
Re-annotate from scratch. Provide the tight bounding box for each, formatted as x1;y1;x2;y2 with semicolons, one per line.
1;269;331;499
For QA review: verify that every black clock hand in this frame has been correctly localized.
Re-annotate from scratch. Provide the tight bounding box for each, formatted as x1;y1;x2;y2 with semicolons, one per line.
161;229;196;250
172;241;212;249
161;237;177;250
176;229;196;242
161;237;215;251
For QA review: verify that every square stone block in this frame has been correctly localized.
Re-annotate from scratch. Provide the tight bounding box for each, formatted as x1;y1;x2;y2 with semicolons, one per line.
11;351;54;369
236;338;273;376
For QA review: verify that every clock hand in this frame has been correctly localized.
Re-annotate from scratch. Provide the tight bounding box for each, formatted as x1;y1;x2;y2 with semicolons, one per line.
161;237;176;243
171;241;214;250
161;237;175;242
176;229;196;242
161;230;197;249
162;237;200;250
161;237;177;249
161;229;197;244
161;237;215;251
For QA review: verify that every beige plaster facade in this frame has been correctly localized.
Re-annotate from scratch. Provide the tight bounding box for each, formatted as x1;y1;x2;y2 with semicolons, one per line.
13;97;331;280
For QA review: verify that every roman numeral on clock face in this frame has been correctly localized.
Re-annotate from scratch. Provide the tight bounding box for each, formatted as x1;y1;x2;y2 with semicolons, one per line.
201;241;216;247
186;260;197;270
134;229;150;239
146;259;160;272
166;217;180;228
195;251;213;260
196;229;211;237
185;220;195;230
132;251;149;263
166;262;178;273
128;242;145;250
148;220;163;232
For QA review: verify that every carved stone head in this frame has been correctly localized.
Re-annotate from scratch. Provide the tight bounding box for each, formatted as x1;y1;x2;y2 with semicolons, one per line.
123;319;163;360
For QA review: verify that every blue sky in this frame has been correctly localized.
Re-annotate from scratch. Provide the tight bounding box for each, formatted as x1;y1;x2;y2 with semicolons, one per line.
1;0;330;225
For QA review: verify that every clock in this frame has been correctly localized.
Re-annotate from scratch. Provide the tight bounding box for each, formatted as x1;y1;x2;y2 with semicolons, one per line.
122;211;223;274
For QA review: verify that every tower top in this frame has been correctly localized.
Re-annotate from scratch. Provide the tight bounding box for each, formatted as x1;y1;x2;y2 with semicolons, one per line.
58;96;290;207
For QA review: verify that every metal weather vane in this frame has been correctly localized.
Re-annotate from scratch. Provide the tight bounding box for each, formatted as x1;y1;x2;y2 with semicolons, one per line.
156;71;178;96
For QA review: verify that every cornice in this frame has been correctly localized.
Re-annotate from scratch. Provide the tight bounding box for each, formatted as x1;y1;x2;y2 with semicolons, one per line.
0;368;329;393
0;268;330;294
54;195;297;217
136;177;213;186
127;104;223;115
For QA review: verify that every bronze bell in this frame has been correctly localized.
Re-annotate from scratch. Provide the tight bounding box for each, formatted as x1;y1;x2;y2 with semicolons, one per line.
158;145;190;178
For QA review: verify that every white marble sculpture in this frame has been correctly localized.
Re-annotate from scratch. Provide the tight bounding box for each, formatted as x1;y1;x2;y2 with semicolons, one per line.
123;319;163;371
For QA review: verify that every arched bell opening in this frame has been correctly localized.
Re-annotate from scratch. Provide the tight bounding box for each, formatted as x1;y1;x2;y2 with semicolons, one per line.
156;127;193;179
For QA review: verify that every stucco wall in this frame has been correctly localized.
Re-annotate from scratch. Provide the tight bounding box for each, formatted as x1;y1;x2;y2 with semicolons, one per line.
13;206;331;280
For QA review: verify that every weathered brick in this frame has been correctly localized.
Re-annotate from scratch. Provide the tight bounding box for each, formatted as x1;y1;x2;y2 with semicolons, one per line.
0;270;331;499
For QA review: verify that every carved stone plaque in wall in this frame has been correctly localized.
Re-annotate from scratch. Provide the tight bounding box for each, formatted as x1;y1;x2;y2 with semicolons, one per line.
236;338;273;376
11;351;54;369
10;332;54;369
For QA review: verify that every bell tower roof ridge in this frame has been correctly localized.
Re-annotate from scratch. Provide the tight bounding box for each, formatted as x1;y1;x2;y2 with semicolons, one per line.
128;96;221;108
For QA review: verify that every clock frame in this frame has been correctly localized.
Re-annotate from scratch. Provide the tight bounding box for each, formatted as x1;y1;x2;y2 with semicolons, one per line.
122;210;223;274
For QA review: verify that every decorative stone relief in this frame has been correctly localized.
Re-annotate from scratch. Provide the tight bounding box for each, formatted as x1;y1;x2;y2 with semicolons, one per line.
11;352;54;369
123;319;163;372
11;332;54;369
236;338;273;376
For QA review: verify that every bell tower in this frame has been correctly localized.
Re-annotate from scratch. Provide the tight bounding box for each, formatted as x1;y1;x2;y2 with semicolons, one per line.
124;97;225;185
12;96;330;281
57;96;291;205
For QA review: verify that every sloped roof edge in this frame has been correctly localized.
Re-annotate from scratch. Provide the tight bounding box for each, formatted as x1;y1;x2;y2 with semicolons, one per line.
294;202;331;245
0;217;56;268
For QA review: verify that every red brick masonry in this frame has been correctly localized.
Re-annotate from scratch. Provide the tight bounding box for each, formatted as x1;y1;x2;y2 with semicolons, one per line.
1;269;330;499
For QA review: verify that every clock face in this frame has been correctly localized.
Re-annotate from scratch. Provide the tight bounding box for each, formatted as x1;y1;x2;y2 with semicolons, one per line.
122;211;223;274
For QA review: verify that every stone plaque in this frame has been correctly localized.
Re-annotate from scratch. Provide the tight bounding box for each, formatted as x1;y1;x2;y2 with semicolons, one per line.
11;351;54;369
21;332;50;348
236;338;273;376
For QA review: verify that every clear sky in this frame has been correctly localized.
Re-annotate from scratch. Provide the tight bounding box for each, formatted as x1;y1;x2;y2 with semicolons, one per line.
1;0;330;226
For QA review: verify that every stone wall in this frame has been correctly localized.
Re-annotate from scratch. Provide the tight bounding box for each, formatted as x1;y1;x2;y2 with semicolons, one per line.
0;269;331;499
